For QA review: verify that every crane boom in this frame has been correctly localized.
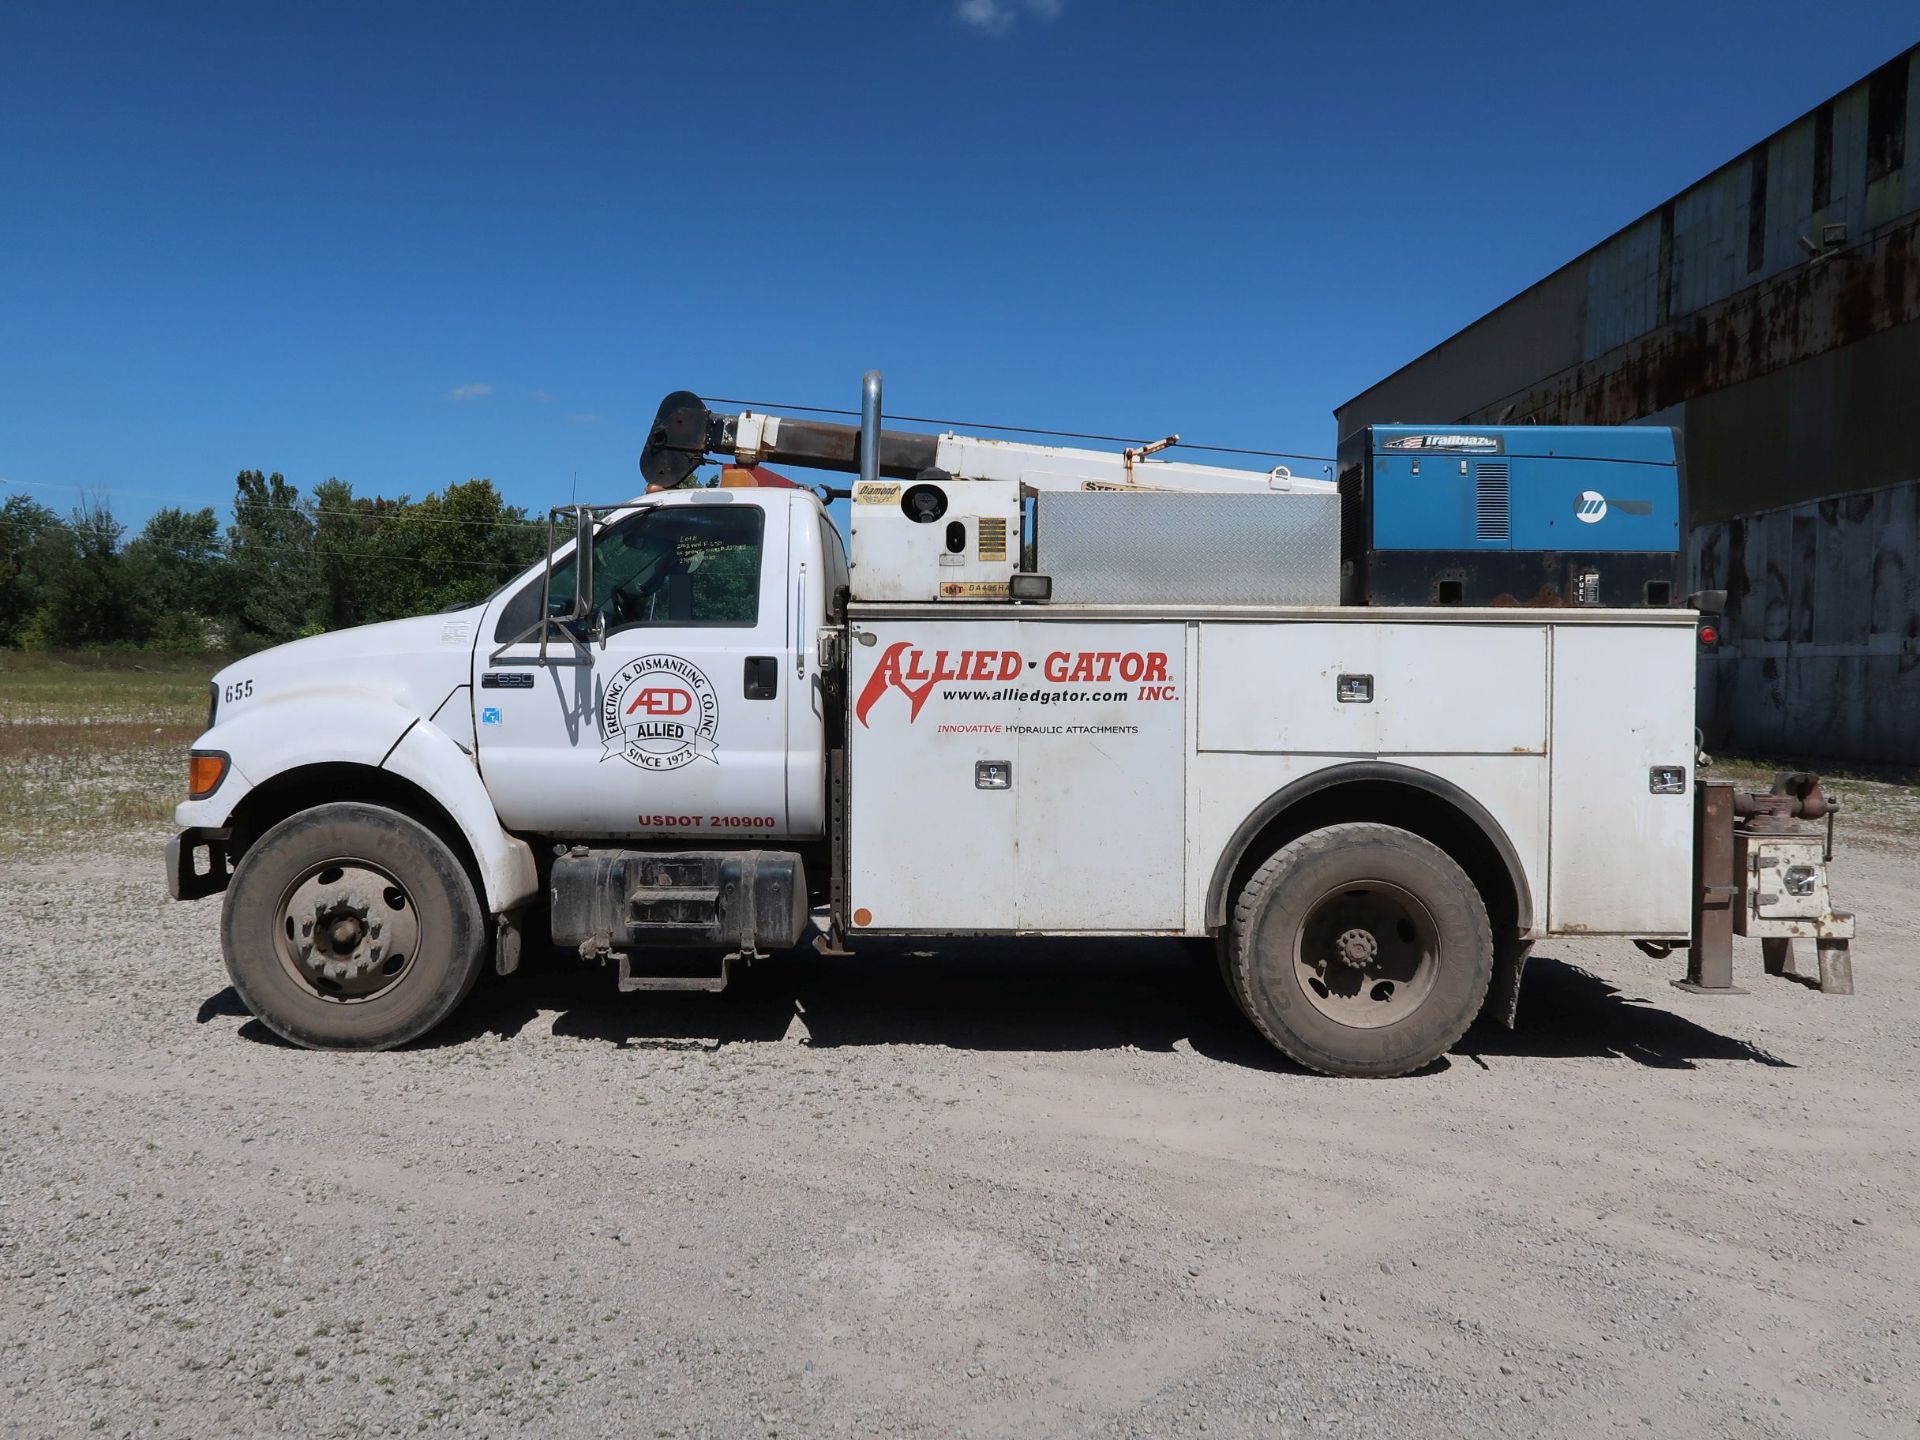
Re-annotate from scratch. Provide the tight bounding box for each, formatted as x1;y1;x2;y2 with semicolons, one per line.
639;390;1333;496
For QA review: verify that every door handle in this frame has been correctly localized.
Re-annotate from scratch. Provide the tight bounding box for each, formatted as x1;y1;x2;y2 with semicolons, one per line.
744;656;778;699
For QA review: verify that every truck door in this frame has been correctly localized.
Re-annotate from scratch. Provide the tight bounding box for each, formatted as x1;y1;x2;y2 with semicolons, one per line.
474;491;795;839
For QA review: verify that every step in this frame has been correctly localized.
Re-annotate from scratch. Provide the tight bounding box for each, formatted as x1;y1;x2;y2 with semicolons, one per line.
616;952;735;994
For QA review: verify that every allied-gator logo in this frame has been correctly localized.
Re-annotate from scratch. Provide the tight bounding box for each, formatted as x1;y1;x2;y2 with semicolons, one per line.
600;655;718;769
855;641;1173;726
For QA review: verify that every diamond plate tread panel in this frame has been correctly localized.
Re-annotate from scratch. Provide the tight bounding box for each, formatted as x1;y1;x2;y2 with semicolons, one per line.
1036;492;1340;606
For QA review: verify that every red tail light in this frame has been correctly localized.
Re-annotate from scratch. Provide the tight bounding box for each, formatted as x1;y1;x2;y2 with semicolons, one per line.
1698;624;1719;647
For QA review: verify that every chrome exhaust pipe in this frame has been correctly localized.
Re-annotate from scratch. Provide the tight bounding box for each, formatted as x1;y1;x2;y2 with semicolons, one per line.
859;370;882;488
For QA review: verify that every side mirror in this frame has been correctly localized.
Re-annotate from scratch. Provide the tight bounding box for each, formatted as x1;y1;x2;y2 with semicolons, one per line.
571;507;596;621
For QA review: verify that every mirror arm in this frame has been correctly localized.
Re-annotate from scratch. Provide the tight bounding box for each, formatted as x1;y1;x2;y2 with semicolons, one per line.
572;505;596;622
486;504;600;667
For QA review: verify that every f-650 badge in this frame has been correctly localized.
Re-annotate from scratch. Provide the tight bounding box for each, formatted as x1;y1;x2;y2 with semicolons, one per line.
600;655;719;769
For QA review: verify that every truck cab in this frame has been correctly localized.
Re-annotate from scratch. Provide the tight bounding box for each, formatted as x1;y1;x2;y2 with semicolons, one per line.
474;487;839;843
170;486;840;1049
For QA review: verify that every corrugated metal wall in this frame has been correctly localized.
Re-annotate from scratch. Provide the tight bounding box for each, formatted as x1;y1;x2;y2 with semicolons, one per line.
1336;46;1920;766
1689;480;1919;762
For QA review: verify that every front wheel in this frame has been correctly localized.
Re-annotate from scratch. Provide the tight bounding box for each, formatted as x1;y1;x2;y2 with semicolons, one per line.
1229;823;1492;1077
220;803;487;1050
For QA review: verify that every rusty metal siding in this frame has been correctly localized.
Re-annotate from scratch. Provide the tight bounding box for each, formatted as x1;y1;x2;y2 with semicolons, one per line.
1909;58;1920;214
1690;478;1920;764
1669;164;1742;318
1678;319;1920;521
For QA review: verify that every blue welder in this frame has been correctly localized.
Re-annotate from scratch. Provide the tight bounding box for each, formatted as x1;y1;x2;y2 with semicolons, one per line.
1337;424;1683;607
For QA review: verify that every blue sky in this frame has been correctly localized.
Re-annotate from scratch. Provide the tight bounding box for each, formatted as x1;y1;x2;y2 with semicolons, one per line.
2;1;1913;533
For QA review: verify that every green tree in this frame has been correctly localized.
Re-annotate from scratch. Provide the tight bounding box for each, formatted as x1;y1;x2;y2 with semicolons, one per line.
0;495;62;646
223;470;318;648
21;499;140;648
371;479;546;622
124;505;223;632
310;477;390;632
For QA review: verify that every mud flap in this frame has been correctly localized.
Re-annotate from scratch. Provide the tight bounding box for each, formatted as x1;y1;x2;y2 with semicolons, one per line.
494;911;525;976
1480;939;1532;1030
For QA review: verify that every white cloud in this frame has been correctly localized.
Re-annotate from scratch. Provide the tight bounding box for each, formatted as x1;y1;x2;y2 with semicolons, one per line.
956;0;1014;32
955;0;1061;33
447;382;493;400
527;388;557;404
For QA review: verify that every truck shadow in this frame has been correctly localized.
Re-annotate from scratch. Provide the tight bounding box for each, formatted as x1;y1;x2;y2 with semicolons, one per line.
1458;954;1792;1069
409;940;1791;1073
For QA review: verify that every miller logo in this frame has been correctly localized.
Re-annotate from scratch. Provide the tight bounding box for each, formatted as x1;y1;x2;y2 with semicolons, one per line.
1574;490;1608;523
600;655;719;769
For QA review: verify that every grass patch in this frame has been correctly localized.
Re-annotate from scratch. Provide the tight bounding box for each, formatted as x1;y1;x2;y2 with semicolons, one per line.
0;649;219;727
0;651;220;852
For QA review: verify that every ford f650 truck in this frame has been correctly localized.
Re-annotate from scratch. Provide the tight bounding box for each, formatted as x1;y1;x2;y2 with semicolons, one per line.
166;374;1854;1076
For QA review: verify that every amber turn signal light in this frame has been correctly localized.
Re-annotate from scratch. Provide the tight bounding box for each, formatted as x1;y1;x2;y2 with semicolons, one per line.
188;751;229;799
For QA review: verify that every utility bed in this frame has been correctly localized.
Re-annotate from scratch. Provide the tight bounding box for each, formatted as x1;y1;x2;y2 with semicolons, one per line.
845;603;1698;941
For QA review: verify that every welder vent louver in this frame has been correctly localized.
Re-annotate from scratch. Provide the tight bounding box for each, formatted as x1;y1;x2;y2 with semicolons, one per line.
977;516;1008;562
1475;462;1511;541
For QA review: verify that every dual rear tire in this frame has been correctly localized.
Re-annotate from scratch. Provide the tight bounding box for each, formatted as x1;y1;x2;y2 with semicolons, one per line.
1226;823;1493;1078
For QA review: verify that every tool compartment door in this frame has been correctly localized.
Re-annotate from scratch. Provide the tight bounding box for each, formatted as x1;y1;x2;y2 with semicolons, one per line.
1197;622;1545;755
1546;623;1696;934
846;618;1186;932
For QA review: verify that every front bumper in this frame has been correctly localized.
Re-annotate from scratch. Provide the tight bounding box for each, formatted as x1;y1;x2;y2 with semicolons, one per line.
166;828;231;902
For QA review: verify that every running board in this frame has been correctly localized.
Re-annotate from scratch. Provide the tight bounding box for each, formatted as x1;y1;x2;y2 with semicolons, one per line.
616;951;740;993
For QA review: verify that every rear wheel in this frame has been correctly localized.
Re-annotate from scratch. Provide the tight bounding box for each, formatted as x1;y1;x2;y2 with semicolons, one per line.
221;803;486;1050
1230;823;1492;1077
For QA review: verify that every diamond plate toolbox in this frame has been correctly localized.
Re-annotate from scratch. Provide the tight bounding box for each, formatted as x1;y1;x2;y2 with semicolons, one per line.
1035;491;1340;605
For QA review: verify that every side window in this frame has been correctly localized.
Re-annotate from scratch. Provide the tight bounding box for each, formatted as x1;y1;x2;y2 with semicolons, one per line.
494;503;765;642
818;511;849;606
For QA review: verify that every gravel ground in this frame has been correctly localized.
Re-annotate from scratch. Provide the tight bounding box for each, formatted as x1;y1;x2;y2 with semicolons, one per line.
3;818;1916;1440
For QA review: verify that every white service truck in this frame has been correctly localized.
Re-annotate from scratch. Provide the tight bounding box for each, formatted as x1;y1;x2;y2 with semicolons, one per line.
167;374;1851;1076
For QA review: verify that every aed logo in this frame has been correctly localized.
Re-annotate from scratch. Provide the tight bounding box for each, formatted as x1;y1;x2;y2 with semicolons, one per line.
855;642;1173;726
626;687;694;717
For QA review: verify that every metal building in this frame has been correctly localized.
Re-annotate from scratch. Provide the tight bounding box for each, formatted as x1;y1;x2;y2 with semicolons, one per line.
1335;44;1920;767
